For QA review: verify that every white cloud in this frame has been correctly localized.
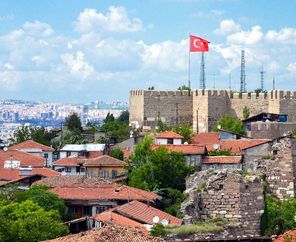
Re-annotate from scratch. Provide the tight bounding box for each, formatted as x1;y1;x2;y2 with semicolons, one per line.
61;51;94;79
23;21;54;37
75;6;143;33
4;63;14;70
287;62;296;73
214;19;241;35
266;28;296;44
227;25;263;45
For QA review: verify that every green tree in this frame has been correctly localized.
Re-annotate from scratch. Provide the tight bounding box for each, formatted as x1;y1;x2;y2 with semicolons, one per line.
117;110;129;122
129;145;192;191
110;147;124;161
104;112;115;123
0;200;68;242
64;113;82;132
174;124;193;143
156;119;171;132
148;86;155;90
212;114;246;135
150;223;167;237
178;85;191;91
254;88;267;94
9;125;57;146
243;106;250;119
208;148;232;156
15;185;66;219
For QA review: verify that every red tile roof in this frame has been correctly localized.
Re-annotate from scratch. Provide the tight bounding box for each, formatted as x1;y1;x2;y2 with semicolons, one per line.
0;150;44;167
202;156;242;164
115;200;182;225
191;132;220;145
274;229;296;242
155;131;183;139
0;167;60;181
93;208;144;228
46;223;165;242
83;155;126;167
220;139;271;154
53;156;80;167
10;140;54;152
87;151;103;158
152;144;206;155
50;184;160;202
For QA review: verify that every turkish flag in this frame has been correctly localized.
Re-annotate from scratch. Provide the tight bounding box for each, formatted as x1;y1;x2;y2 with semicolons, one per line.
189;35;210;52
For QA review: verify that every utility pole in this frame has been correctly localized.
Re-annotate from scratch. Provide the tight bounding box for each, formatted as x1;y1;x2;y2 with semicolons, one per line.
240;50;246;92
200;52;206;89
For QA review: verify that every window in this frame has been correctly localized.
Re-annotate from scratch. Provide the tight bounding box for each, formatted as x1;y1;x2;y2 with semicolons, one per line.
66;151;71;157
96;206;107;214
167;138;174;144
83;206;91;216
65;167;71;173
99;169;109;179
111;170;117;178
44;153;48;159
273;150;278;156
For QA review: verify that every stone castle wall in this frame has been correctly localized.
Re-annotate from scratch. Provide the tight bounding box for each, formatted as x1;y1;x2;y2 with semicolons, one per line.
129;89;296;132
181;170;264;237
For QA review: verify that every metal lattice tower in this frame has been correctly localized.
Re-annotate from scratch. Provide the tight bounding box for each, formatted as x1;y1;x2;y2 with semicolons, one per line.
200;52;206;89
273;76;275;90
260;67;265;90
240;50;246;92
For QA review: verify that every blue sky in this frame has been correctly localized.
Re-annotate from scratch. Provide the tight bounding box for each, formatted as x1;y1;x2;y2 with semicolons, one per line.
0;0;296;103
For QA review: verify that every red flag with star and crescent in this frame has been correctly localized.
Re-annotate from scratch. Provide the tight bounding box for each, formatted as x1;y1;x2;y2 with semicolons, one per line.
189;35;210;52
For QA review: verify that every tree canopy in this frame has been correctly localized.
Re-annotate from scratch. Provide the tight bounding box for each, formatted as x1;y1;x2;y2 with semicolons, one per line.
0;200;68;242
64;113;82;132
212;114;246;135
178;85;191;91
110;147;124;161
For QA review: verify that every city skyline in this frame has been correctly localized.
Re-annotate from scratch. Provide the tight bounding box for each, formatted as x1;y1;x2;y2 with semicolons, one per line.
0;0;296;102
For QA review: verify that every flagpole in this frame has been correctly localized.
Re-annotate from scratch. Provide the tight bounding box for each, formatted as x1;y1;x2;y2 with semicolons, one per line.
188;33;191;92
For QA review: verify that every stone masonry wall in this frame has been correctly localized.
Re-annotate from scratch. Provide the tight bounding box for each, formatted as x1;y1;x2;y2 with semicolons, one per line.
181;170;264;237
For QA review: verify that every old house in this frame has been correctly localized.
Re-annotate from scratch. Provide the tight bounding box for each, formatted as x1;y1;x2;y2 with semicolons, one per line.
154;131;183;145
201;156;242;170
49;183;160;218
92;200;182;231
9;140;55;167
59;144;106;159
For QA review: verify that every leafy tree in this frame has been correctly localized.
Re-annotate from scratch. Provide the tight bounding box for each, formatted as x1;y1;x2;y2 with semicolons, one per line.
212;114;246;135
243;106;250;119
148;86;155;90
254;88;267;94
174;124;193;143
0;200;68;242
9;125;57;146
64;113;82;132
156;119;171;132
129;144;192;191
129;137;153;169
178;85;191;91
117;110;129;122
150;223;167;237
15;185;66;219
104;112;115;123
110;147;124;161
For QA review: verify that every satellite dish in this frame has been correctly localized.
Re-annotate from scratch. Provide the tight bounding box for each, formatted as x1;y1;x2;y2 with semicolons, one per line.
217;125;221;129
184;142;188;145
212;144;220;150
152;216;160;224
161;219;169;226
3;147;8;152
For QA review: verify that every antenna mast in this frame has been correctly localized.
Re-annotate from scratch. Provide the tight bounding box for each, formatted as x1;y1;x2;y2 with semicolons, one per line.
240;50;246;92
200;52;206;89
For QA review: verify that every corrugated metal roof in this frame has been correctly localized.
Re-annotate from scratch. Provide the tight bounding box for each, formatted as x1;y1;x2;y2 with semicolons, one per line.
61;144;105;152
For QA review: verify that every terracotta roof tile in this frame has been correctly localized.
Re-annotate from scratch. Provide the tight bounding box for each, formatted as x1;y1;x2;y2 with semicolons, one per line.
35;175;112;187
46;223;165;242
0;167;60;181
274;229;296;242
49;184;160;202
87;151;103;159
53;156;80;167
115;200;182;225
83;155;126;167
220;139;271;154
155;131;183;139
10;140;54;152
93;208;144;228
191;132;220;145
202;156;242;164
0;150;44;167
152;144;206;155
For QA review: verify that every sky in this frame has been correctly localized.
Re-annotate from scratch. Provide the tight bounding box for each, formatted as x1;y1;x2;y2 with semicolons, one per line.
0;0;296;103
